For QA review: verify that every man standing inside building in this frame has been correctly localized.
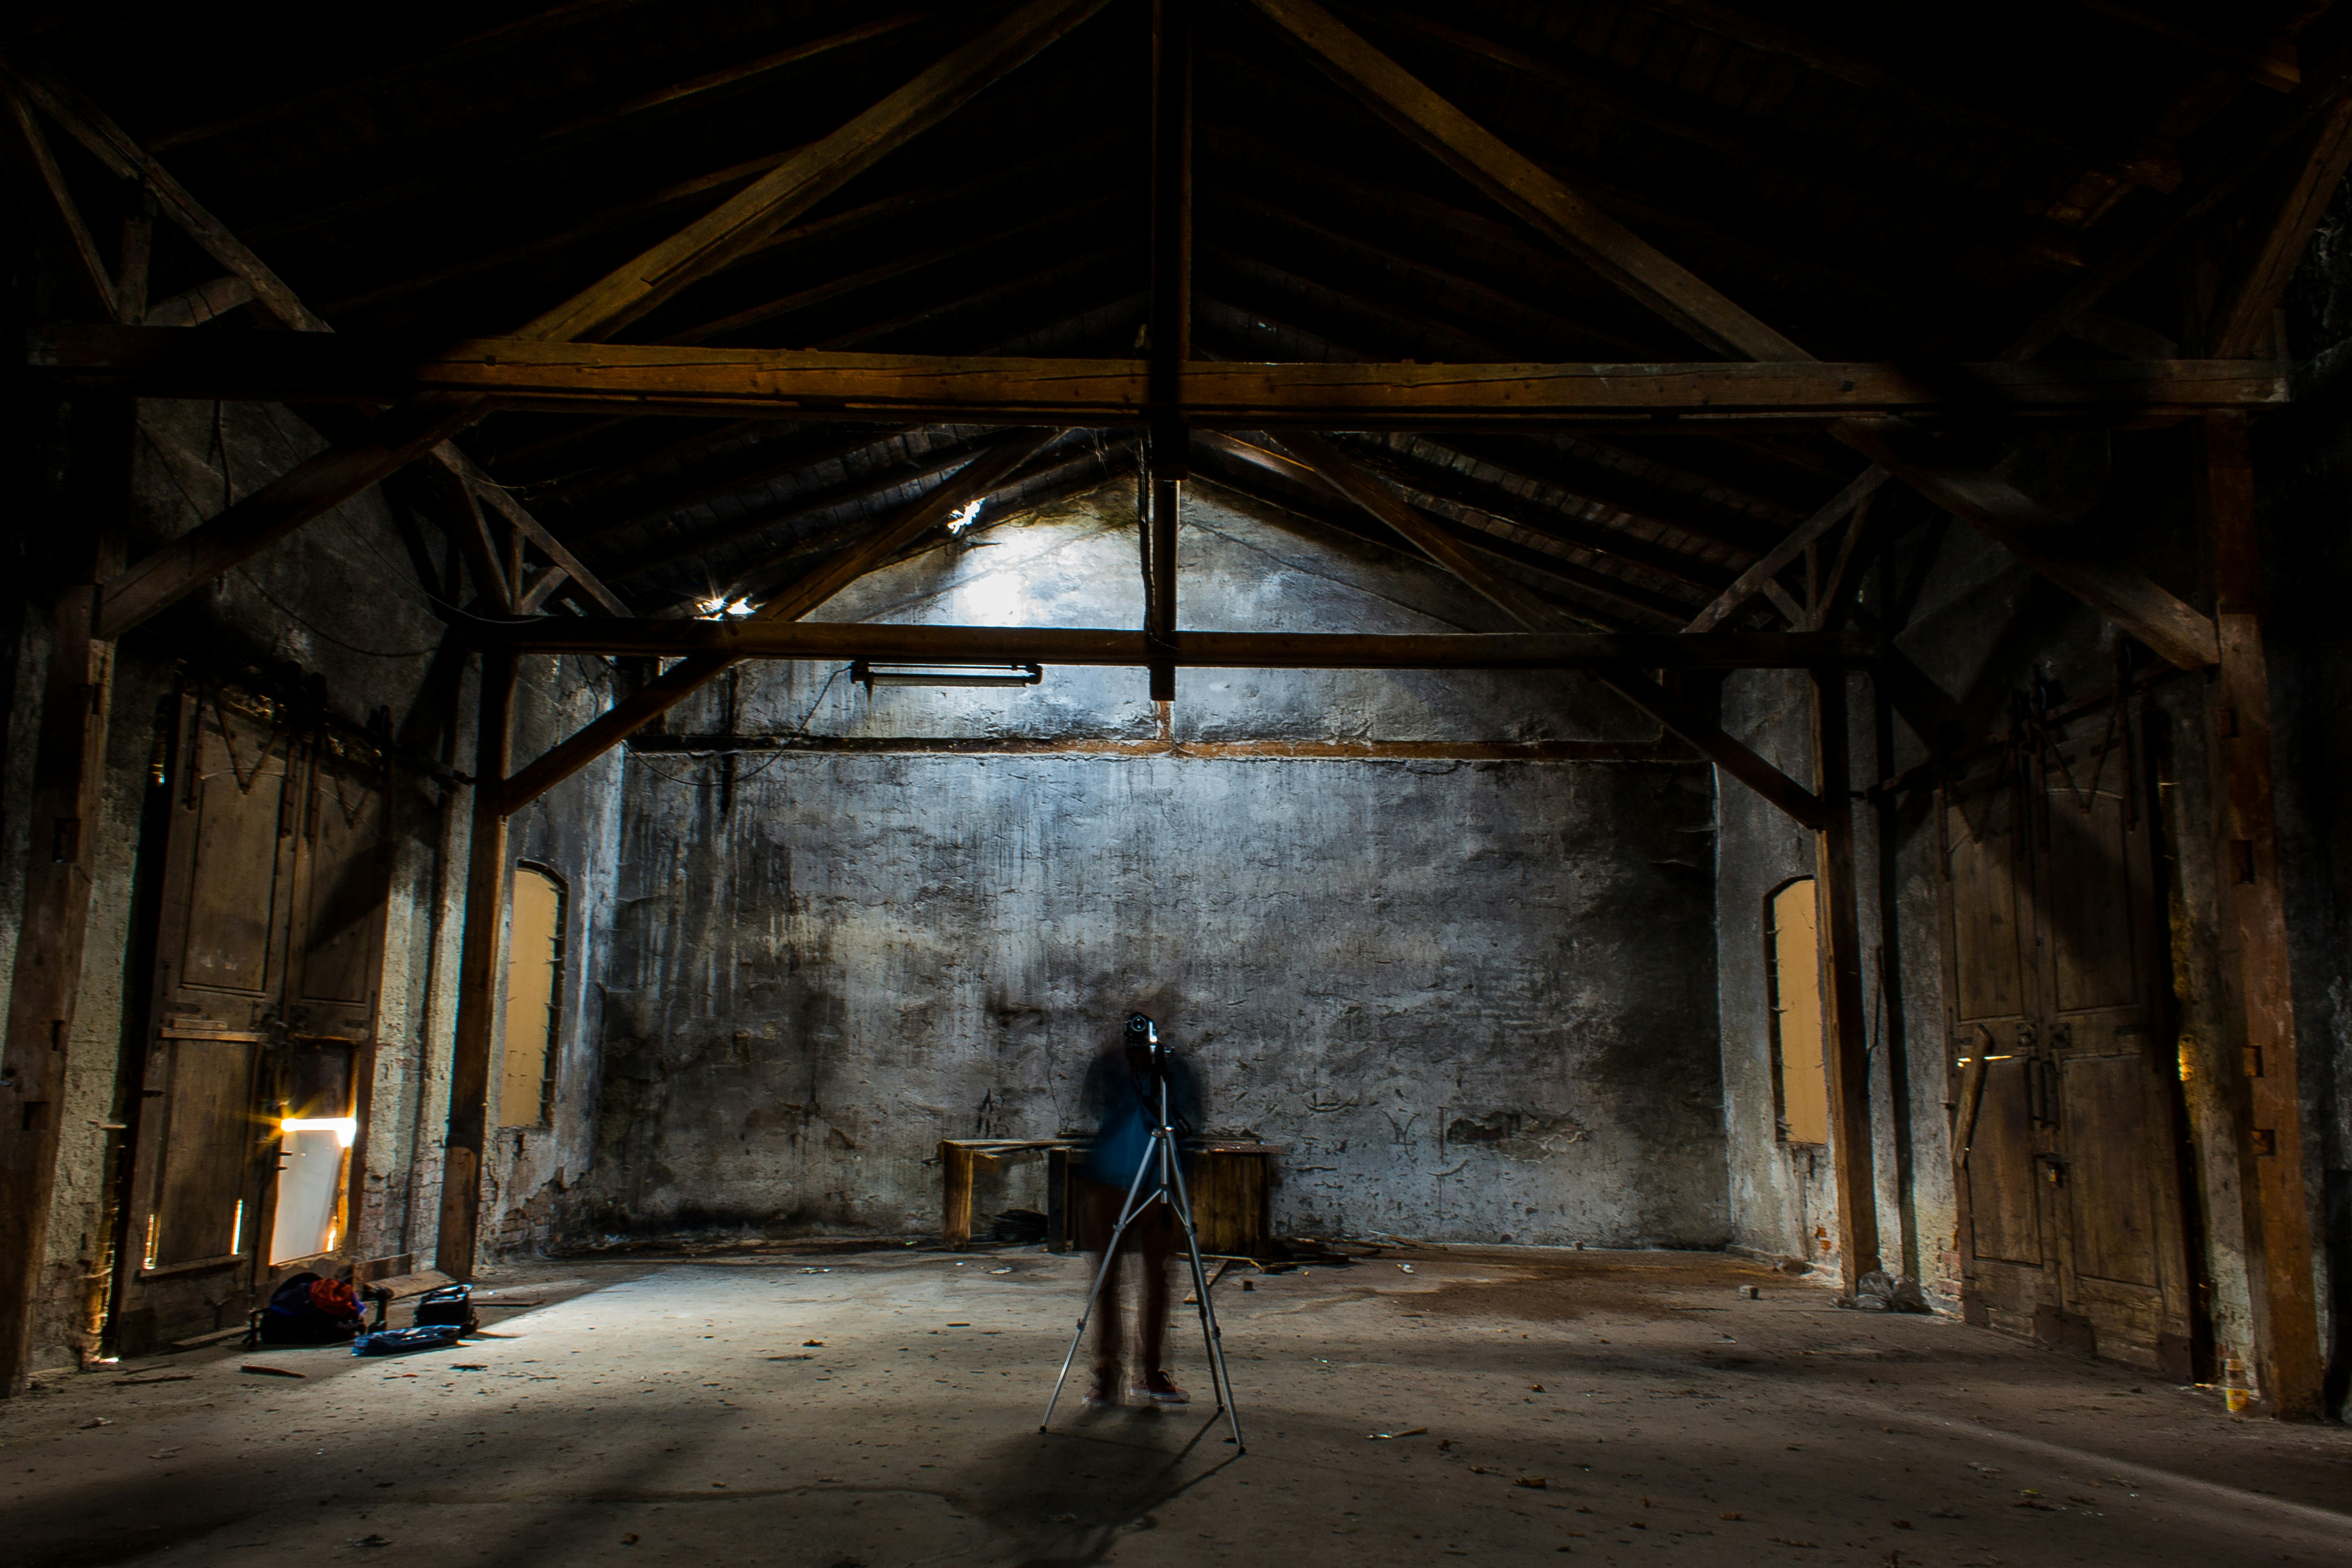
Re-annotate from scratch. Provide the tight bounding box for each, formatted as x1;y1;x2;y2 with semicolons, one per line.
1077;1011;1201;1409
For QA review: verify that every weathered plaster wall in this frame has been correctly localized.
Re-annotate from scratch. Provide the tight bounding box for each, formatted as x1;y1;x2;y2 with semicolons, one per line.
567;485;1727;1248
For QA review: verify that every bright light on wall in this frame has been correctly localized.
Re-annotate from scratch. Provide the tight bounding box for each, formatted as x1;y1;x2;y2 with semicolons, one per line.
283;1116;359;1148
946;498;985;534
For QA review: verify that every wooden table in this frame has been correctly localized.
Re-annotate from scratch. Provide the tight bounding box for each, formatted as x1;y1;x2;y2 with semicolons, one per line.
938;1137;1284;1257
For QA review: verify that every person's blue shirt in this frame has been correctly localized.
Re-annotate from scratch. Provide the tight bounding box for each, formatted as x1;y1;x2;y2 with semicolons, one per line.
1080;1045;1202;1186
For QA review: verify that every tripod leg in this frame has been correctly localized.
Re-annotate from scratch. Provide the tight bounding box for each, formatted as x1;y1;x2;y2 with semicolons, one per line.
1039;1143;1166;1431
1165;1147;1244;1450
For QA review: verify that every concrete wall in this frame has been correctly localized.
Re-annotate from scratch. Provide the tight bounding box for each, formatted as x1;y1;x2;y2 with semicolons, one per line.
565;485;1729;1248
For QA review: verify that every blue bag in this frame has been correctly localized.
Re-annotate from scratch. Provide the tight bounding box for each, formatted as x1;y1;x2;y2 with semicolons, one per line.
352;1324;464;1356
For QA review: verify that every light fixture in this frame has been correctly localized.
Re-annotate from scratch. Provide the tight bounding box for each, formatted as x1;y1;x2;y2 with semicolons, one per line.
853;661;1042;692
946;498;986;534
697;595;755;618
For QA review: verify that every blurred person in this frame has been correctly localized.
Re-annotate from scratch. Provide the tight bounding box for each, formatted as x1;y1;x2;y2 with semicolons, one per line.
1076;1012;1202;1408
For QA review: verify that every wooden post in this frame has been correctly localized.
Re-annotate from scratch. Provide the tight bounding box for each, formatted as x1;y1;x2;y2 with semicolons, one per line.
433;647;517;1281
0;392;132;1393
2200;410;2322;1417
1143;0;1191;703
1812;662;1882;1297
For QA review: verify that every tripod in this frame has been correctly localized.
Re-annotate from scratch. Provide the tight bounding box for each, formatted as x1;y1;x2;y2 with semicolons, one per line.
1040;1027;1243;1450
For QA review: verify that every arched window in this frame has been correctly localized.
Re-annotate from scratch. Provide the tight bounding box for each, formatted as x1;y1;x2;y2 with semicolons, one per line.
499;863;567;1129
1764;877;1829;1145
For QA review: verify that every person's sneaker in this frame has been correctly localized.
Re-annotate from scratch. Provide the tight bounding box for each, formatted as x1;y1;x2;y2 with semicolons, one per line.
1083;1369;1119;1409
1133;1370;1189;1406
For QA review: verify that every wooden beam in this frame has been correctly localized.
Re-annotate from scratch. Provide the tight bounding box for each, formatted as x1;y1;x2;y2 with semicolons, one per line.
1245;0;1808;360
443;470;516;613
33;327;2294;423
433;646;516;1283
490;430;1063;814
1686;468;1891;632
496;618;1871;668
2200;411;2323;1417
1592;666;1829;830
1828;416;2219;670
1;88;115;320
519;0;1110;342
2209;96;2352;356
1811;662;1881;1298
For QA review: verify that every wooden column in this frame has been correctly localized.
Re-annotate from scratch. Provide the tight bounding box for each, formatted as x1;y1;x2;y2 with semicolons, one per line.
433;646;517;1281
1143;0;1191;702
0;392;131;1393
1812;662;1882;1298
2200;410;2322;1417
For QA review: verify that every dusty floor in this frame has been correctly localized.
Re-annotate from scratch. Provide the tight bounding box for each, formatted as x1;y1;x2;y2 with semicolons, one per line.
5;1245;2348;1567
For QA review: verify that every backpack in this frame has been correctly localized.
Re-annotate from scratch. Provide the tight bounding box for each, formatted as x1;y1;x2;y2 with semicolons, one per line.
253;1271;364;1345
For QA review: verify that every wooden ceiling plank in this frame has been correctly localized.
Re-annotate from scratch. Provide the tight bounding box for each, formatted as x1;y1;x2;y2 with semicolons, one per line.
1365;6;2038;251
1638;0;2182;191
530;10;937;145
1196;431;1687;623
2064;0;2302;93
146;0;662;152
1685;468;1890;632
600;432;1015;583
1245;0;1809;360
2209;95;2352;354
2004;33;2352;360
1273;429;1598;633
1326;437;1734;595
493;428;1064;814
520;0;1112;343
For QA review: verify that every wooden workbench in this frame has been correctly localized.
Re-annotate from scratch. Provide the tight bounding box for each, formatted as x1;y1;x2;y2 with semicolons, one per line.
938;1137;1283;1257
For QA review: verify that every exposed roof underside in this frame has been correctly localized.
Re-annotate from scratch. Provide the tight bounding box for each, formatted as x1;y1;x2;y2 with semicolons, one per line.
14;0;2337;629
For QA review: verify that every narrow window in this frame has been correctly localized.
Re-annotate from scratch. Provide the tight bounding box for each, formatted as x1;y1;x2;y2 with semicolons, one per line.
499;863;566;1129
1765;878;1830;1145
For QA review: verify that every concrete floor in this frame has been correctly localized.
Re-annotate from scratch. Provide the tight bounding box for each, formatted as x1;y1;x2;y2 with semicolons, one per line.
6;1245;2349;1567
